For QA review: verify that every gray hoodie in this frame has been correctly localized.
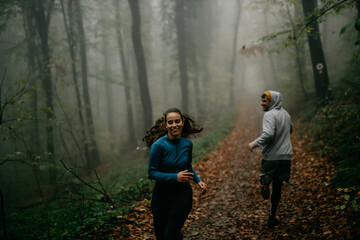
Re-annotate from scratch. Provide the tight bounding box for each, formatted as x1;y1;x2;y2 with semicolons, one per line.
251;91;293;160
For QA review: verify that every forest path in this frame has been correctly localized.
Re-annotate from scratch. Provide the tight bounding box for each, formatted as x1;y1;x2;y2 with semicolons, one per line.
125;102;351;239
181;102;349;239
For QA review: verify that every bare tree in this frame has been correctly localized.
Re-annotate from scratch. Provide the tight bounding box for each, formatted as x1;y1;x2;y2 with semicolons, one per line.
285;0;308;99
34;0;55;156
229;0;242;106
128;0;153;133
99;4;116;150
21;1;40;153
302;0;330;102
175;0;190;113
114;0;136;146
74;0;100;167
60;0;91;164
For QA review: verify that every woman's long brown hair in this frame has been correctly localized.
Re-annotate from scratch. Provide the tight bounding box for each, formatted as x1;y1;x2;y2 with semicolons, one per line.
143;107;203;147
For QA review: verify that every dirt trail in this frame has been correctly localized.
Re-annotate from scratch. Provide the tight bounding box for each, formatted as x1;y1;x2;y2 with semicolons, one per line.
182;103;268;239
125;103;353;239
181;103;351;239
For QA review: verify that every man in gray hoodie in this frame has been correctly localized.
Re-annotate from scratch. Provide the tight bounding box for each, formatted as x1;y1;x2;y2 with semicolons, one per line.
248;90;293;228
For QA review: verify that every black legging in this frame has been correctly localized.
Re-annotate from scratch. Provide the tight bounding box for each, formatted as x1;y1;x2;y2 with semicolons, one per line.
151;181;192;240
270;178;283;217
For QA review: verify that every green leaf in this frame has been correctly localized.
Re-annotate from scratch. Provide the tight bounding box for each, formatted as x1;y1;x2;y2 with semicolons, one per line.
339;22;353;35
344;194;350;201
355;19;360;31
340;204;346;210
8;98;15;104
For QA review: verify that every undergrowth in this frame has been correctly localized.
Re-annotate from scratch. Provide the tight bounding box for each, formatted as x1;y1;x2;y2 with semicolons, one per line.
303;64;360;218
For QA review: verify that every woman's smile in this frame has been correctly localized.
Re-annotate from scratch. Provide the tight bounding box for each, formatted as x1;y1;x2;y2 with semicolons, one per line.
166;112;184;140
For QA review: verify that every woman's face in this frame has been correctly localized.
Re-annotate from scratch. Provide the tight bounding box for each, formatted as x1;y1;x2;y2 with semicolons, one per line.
166;112;184;140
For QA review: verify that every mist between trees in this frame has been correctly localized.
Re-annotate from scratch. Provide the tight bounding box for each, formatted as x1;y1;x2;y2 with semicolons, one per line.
0;0;359;239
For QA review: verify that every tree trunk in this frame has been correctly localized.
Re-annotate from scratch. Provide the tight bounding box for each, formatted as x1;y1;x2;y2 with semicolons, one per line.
74;0;100;167
302;0;330;102
22;1;46;202
60;0;90;165
114;0;136;147
357;0;360;38
229;0;241;106
295;2;306;68
184;1;204;120
285;0;308;99
175;0;189;113
0;189;7;240
100;8;115;150
197;1;213;117
34;0;56;185
128;0;153;133
22;1;40;154
264;7;278;86
34;0;55;156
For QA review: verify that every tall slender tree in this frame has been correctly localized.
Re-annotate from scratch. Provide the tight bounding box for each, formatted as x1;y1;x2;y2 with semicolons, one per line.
60;0;90;164
229;0;242;106
128;0;153;133
33;0;57;186
302;0;330;102
34;0;55;156
22;1;40;153
285;0;308;99
113;0;136;147
21;0;45;203
99;5;116;150
74;0;100;167
184;1;204;120
175;0;189;113
263;7;279;86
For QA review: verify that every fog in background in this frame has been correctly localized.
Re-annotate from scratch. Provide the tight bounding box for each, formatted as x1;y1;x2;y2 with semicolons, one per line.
0;0;357;209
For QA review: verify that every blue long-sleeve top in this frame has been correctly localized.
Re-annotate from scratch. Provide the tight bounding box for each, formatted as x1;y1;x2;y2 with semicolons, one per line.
148;134;201;183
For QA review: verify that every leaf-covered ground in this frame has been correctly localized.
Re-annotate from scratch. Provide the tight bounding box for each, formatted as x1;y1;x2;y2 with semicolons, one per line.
106;104;358;239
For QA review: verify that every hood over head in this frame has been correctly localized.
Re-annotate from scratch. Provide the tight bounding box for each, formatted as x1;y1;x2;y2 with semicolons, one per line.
265;90;282;111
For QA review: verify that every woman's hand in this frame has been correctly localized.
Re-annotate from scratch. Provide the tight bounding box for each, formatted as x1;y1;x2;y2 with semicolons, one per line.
177;170;194;182
198;181;207;195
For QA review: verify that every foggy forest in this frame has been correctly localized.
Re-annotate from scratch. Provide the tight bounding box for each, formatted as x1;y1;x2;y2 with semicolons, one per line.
0;0;359;239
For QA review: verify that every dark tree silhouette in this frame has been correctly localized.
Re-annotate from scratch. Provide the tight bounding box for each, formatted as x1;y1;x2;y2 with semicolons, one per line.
114;0;136;147
60;0;90;164
229;0;242;106
175;0;190;113
74;0;100;167
302;0;330;102
128;0;153;133
34;0;55;156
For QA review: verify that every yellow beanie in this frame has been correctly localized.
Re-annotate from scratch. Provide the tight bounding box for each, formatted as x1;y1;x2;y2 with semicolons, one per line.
263;91;271;100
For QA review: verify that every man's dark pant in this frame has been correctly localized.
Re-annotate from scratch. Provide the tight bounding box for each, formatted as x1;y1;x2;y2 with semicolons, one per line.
260;160;290;218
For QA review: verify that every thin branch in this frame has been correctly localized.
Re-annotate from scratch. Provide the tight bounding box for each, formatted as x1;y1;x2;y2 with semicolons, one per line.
296;0;352;38
0;69;7;123
259;0;355;42
91;168;112;203
54;81;85;164
0;68;6;96
59;160;114;205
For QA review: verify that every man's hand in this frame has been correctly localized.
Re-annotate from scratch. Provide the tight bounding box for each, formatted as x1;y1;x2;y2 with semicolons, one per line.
248;143;253;152
198;181;207;195
177;170;194;182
